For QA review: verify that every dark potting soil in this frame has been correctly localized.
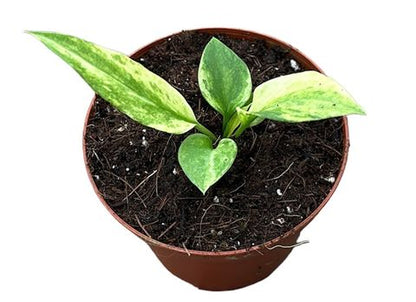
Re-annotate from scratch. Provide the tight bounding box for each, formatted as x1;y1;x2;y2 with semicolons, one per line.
85;31;344;251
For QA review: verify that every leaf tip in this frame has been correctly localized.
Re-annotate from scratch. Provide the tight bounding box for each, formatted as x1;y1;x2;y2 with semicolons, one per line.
25;30;37;37
25;30;42;36
357;107;367;116
350;101;366;116
205;37;229;52
25;30;48;41
208;36;221;44
199;187;209;195
357;103;367;115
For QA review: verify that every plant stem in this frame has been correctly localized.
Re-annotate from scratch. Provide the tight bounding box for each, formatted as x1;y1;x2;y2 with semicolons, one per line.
233;123;249;138
195;123;217;141
223;120;239;138
222;115;231;135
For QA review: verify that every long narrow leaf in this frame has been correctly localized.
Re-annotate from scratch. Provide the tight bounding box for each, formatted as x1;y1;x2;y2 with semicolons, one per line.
28;31;197;134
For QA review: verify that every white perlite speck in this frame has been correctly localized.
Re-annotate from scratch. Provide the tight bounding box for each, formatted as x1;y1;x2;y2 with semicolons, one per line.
290;59;300;71
323;176;336;183
141;136;149;148
172;168;179;175
213;196;220;203
276;217;285;224
276;188;283;196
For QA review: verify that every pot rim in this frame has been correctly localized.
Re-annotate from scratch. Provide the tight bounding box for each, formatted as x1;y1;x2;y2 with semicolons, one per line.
83;27;350;257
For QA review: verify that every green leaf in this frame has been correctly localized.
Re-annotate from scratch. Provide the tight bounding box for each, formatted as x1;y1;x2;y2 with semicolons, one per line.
224;105;264;137
235;107;264;128
198;37;252;124
232;107;257;137
28;31;198;134
178;134;237;194
236;106;254;127
249;71;366;122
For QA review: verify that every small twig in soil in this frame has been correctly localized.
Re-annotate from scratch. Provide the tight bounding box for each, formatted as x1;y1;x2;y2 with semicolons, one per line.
265;240;309;250
134;214;152;238
182;243;191;256
257;64;276;78
249;130;258;152
283;213;303;218
271;131;286;152
214;217;245;229
293;172;306;188
247;54;262;68
228;180;246;194
177;196;203;200
143;220;159;228
157;196;169;211
124;185;129;205
101;154;112;170
104;170;146;207
276;199;298;203
329;122;344;138
122;170;157;205
199;204;233;246
92;150;104;166
233;194;261;199
157;221;177;239
279;177;296;198
155;135;172;196
265;162;294;182
315;138;342;157
155;157;165;197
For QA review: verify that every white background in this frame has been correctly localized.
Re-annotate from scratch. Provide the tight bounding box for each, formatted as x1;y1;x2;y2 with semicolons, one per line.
1;0;415;301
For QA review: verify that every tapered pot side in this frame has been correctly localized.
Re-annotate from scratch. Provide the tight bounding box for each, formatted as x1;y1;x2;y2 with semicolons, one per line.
83;28;350;291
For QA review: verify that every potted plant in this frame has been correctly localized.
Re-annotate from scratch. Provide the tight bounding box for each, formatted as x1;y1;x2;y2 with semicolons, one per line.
28;28;365;290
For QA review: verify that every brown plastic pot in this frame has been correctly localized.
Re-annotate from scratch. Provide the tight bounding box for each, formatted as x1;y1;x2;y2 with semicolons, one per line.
83;28;350;291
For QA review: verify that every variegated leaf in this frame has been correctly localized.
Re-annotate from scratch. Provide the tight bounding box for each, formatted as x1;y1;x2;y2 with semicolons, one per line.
249;71;365;122
28;31;197;134
198;38;252;124
178;134;237;194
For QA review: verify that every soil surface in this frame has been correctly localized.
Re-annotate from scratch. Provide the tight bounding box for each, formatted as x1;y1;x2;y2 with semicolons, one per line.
85;31;344;251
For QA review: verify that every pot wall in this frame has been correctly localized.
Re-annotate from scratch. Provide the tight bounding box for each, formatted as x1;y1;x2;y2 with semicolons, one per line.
83;28;350;291
149;232;299;290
